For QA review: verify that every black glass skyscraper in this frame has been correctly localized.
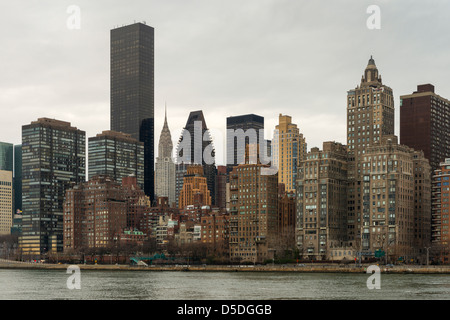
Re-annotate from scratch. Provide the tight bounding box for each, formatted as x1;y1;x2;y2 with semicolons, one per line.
176;111;217;206
226;114;265;175
111;22;154;202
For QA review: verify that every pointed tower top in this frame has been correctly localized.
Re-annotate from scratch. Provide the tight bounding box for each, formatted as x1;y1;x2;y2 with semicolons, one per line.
368;55;376;67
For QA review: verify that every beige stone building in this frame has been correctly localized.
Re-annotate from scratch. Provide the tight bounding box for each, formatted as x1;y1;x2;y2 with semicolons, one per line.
272;114;307;192
296;142;348;260
0;170;13;235
229;163;278;263
346;57;395;249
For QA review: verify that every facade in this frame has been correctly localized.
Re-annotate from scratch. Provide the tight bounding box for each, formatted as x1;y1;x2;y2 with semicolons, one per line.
176;110;217;205
178;165;211;209
272;114;307;192
0;142;13;171
63;175;127;251
122;175;151;231
400;84;450;171
346;56;395;247
229;163;278;263
359;136;431;262
155;108;176;206
175;163;189;208
14;145;22;214
88;130;144;189
0;170;13;235
200;212;229;257
431;159;450;263
296;142;348;260
226;114;265;175
110;22;155;201
21;118;85;257
215;165;227;210
277;184;296;251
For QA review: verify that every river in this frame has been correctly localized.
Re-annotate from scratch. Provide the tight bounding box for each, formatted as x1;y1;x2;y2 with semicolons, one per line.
0;269;449;300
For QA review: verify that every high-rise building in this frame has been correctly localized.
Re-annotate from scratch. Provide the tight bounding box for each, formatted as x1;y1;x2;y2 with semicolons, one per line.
63;175;127;250
20;118;85;257
175;163;189;208
0;170;13;235
88;130;144;189
226;114;264;174
14;145;22;214
272;114;307;192
431;158;450;264
296;142;348;260
110;22;154;202
358;136;429;261
0;142;13;171
176;111;216;205
178;165;211;209
215;166;227;210
155;108;176;206
400;84;450;171
346;56;395;246
229;163;278;263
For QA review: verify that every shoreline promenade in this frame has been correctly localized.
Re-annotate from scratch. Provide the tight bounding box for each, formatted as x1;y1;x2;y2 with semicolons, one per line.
1;259;450;274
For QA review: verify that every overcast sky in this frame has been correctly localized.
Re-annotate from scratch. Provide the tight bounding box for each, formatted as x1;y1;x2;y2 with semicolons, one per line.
1;0;449;165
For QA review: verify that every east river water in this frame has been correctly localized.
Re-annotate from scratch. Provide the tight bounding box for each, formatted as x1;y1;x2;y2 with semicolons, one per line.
1;269;449;300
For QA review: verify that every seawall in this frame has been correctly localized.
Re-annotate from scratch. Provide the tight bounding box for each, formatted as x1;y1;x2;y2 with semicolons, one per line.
1;259;450;274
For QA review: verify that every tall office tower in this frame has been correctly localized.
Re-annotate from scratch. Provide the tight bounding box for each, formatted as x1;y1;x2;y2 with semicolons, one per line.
111;22;154;202
88;130;144;189
296;141;348;260
155;109;176;206
346;56;395;246
178;165;211;209
176;110;216;205
359;136;431;262
21;118;85;257
0;170;13;235
0;142;13;171
229;163;278;263
226;114;264;174
272;114;307;192
400;84;450;171
14;145;22;214
431;159;450;264
63;175;127;251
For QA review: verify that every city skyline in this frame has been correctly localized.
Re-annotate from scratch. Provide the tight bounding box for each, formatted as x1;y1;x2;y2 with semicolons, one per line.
1;1;450;164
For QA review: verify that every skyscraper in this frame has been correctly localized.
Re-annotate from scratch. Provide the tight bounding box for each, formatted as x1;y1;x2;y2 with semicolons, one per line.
14;145;22;214
0;170;12;235
178;165;211;209
0;142;13;172
176;110;217;205
111;22;155;202
226;114;264;174
296;142;348;260
400;84;450;171
346;56;395;246
88;130;144;189
229;162;278;263
155;108;176;206
21;118;85;257
272;114;307;192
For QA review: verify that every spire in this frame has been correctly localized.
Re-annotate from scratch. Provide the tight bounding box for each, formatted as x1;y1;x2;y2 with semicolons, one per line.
158;104;173;159
368;55;376;66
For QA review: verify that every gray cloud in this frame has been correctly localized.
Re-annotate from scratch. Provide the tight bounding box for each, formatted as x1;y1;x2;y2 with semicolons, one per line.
1;0;449;165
